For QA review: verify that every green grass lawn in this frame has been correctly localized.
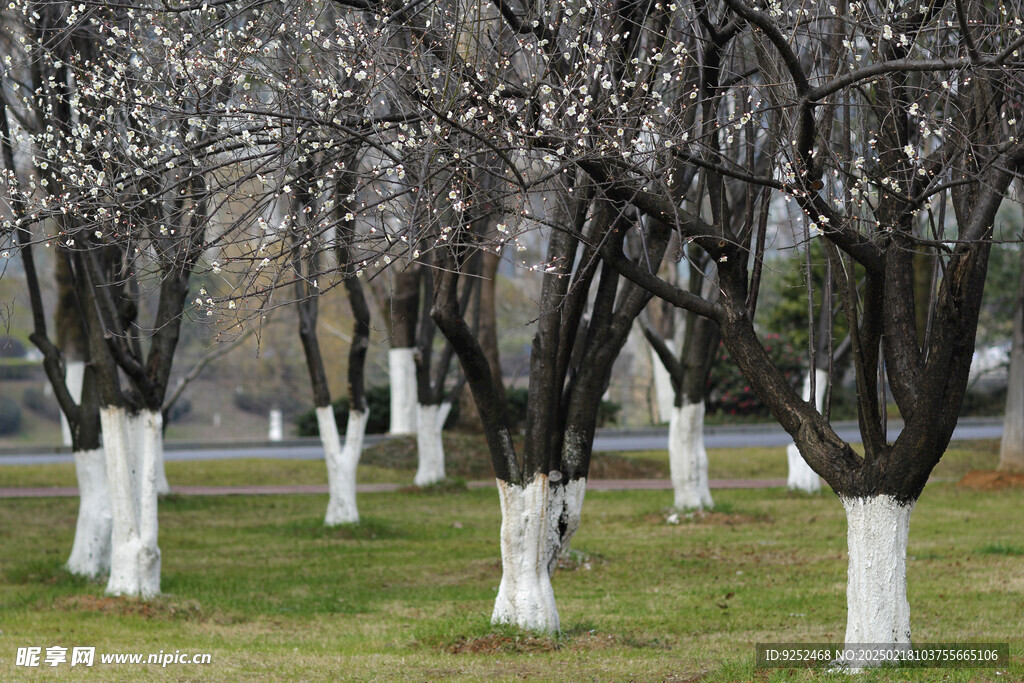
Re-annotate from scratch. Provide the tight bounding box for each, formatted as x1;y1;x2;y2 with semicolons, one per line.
1;453;1021;681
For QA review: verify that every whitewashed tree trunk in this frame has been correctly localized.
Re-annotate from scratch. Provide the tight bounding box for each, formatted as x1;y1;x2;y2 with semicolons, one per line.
669;401;713;510
324;408;367;526
649;341;675;424
492;474;587;634
268;409;284;441
60;360;86;447
999;275;1024;471
135;410;162;597
134;408;170;495
414;402;451;486
787;369;827;493
66;447;112;577
101;406;160;598
842;496;914;669
388;348;417;434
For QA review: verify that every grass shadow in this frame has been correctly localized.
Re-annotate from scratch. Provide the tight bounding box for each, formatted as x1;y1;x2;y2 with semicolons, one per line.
976;542;1023;556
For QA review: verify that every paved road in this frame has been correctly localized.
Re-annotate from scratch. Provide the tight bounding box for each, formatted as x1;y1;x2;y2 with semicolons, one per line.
0;478;789;499
0;418;1003;466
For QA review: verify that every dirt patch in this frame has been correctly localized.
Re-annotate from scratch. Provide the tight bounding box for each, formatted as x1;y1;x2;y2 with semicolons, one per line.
54;595;204;620
447;633;561;654
957;470;1024;491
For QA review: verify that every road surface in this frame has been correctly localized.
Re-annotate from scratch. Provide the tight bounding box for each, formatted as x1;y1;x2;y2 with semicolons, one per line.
0;478;790;498
0;418;1004;466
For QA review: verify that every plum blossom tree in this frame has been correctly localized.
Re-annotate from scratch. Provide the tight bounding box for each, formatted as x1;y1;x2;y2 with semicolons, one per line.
580;0;1024;658
317;0;1023;652
0;0;254;596
6;0;1022;654
1;100;111;577
0;0;165;595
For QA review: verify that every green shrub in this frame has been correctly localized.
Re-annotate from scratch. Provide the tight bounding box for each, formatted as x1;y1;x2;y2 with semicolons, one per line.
707;334;803;417
23;387;62;421
960;385;1007;417
0;335;27;358
504;387;530;431
166;397;193;424
596;398;621;427
0;359;44;381
294;385;391;436
297;385;619;437
503;387;620;430
0;395;23;435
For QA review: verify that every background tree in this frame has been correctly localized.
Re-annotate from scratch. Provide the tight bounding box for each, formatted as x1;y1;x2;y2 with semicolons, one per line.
999;244;1024;472
1;90;110;577
1;0;164;595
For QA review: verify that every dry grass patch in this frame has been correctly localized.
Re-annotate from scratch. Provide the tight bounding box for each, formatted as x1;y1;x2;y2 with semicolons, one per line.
52;595;205;621
958;469;1024;490
445;626;673;655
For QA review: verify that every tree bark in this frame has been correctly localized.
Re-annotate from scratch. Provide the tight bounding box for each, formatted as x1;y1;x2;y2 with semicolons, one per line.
60;361;86;447
414;402;451;486
841;496;914;670
323;406;365;525
650;341;676;424
389;267;420;435
101;406;161;598
66;447;112;578
491;473;586;633
455;251;502;431
132;409;170;496
478;251;503;386
669;401;713;510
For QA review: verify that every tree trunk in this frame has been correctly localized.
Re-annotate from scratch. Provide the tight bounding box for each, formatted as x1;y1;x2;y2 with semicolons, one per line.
999;249;1024;472
101;406;161;598
268;409;284;441
60;360;86;447
135;408;170;495
650;341;676;424
668;400;713;510
454;251;502;432
389;265;420;435
388;347;417;434
786;369;826;493
324;407;366;525
478;251;502;386
841;496;914;669
491;473;587;634
136;410;162;596
414;402;451;486
66;447;112;577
